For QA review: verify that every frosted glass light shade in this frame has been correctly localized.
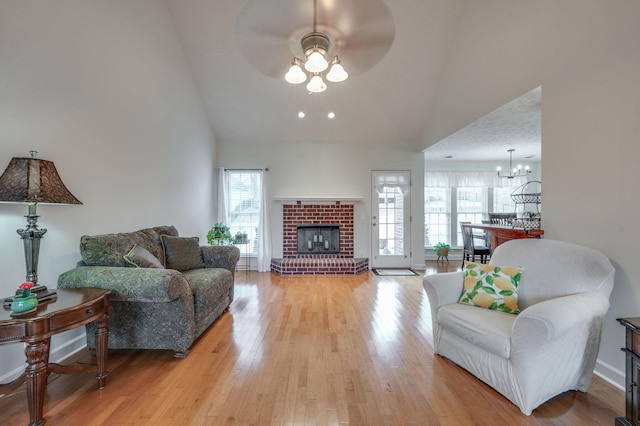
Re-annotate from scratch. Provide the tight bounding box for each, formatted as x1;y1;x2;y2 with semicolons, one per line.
304;51;329;73
326;62;348;83
306;75;327;93
285;63;307;84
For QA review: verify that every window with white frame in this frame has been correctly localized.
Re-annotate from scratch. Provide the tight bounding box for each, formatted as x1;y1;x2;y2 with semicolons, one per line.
455;187;488;245
425;187;516;248
224;171;262;255
493;186;517;213
424;187;450;247
424;170;524;249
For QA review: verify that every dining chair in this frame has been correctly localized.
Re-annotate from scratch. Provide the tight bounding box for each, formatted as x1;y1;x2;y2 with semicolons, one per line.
460;222;491;267
489;212;517;225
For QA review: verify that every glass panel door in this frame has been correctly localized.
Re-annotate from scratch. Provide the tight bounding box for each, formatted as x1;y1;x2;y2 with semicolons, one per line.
371;171;411;268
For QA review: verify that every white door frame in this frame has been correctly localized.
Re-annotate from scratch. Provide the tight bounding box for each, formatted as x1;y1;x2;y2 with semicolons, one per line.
370;170;411;269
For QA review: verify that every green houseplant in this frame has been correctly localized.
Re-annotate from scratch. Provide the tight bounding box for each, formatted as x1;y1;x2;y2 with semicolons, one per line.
207;222;235;245
433;242;453;257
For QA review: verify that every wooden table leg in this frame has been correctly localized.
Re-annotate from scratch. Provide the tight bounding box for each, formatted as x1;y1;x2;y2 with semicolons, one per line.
24;338;50;426
94;313;109;389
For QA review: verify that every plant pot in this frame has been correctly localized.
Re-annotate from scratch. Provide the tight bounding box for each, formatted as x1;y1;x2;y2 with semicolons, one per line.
437;248;449;257
11;294;38;314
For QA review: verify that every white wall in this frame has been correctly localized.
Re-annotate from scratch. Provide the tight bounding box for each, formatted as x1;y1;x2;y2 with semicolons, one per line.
422;0;640;388
217;139;425;269
0;1;216;381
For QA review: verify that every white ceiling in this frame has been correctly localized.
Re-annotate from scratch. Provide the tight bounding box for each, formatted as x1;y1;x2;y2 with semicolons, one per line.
424;86;541;162
165;0;540;158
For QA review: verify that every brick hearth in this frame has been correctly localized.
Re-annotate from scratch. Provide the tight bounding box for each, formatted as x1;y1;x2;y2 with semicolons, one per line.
270;257;369;275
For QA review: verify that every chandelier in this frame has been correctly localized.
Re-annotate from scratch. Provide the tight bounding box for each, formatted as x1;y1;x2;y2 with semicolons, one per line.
497;149;531;179
284;0;348;93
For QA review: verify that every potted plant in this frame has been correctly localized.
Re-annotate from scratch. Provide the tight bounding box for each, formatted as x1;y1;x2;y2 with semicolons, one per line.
234;231;248;244
207;222;235;245
433;242;453;261
11;281;38;315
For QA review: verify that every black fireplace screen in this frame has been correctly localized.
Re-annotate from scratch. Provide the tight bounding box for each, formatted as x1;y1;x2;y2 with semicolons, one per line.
297;224;340;254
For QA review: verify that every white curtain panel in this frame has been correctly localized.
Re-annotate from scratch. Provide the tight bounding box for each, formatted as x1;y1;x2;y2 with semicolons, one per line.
425;170;526;188
256;169;272;272
217;167;229;225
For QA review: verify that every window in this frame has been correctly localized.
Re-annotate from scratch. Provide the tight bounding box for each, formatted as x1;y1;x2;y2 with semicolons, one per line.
494;187;516;213
456;187;487;245
224;171;262;255
424;187;450;247
425;187;513;248
378;186;404;255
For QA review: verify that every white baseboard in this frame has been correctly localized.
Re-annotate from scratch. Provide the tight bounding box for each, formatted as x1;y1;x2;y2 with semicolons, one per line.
424;255;463;262
50;333;87;363
0;358;27;390
0;331;87;395
594;358;624;391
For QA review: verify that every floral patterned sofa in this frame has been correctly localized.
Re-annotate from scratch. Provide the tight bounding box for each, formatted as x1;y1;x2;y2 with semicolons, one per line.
58;225;240;358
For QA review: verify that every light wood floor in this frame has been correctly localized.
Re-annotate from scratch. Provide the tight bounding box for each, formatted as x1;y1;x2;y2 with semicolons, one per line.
0;263;624;425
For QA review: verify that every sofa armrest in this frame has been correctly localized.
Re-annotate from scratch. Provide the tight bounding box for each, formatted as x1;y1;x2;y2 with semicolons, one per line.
57;266;191;303
512;292;611;350
201;245;240;272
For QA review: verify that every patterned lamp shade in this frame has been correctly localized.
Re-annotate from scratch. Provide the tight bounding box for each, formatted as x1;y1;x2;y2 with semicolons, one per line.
0;151;81;205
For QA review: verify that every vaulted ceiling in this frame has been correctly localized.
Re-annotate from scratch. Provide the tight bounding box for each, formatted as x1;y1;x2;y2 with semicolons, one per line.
165;0;540;158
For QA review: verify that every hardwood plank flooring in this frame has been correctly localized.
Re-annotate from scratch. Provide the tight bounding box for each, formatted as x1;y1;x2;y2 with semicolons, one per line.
0;263;623;425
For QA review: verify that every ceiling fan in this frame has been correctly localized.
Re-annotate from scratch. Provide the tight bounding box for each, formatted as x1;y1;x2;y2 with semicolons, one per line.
235;0;395;80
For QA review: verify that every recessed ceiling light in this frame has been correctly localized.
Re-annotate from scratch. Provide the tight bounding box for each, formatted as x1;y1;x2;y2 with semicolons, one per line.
327;112;336;119
298;111;305;118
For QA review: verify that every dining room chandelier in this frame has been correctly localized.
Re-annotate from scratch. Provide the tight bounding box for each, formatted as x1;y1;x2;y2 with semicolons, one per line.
284;0;348;93
497;149;531;179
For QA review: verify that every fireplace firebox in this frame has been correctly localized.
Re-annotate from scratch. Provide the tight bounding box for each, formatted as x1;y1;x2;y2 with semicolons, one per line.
297;224;340;255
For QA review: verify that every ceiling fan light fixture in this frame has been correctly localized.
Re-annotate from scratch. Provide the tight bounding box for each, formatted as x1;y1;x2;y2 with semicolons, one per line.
326;57;348;83
283;2;348;93
285;59;307;84
306;74;327;93
304;50;329;73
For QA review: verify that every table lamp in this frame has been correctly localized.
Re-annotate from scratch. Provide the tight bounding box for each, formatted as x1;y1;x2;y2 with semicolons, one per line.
0;151;82;285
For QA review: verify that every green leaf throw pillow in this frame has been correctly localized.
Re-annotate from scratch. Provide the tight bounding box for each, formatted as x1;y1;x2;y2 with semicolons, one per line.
458;261;523;315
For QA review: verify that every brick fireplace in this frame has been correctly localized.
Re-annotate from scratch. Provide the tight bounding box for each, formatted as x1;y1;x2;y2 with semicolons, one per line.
270;200;368;275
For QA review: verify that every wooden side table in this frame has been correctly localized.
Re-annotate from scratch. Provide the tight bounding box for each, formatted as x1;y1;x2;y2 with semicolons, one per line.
616;317;640;426
0;288;111;426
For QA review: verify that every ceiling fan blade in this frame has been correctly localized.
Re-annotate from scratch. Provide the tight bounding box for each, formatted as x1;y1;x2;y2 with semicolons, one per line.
236;33;295;78
235;0;395;78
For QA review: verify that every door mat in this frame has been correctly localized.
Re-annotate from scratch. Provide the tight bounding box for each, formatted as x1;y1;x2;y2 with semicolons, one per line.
372;268;419;276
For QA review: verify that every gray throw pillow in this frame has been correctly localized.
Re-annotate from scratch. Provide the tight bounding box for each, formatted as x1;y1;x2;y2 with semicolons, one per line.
123;244;165;269
161;235;206;271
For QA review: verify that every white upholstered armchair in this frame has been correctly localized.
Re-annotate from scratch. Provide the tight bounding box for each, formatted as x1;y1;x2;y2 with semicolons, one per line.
423;239;614;415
